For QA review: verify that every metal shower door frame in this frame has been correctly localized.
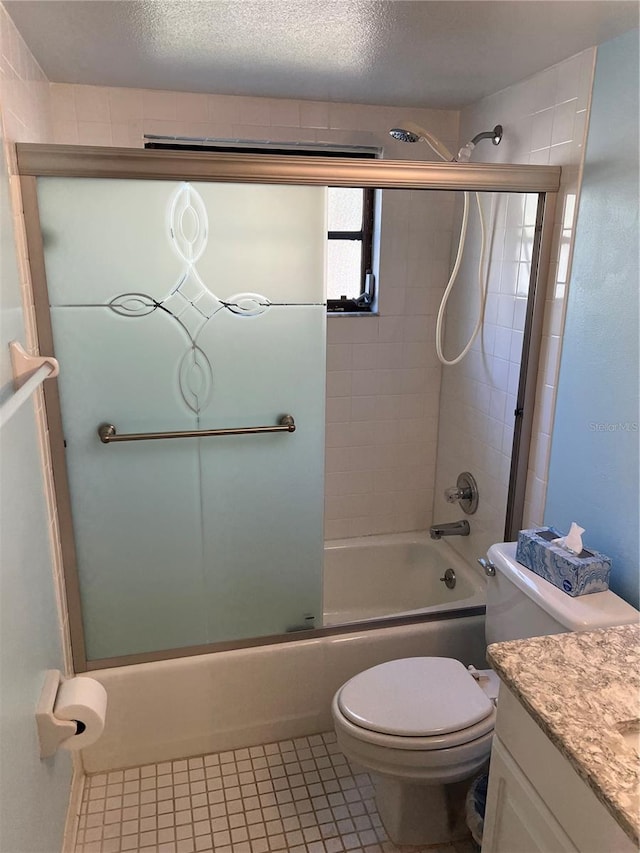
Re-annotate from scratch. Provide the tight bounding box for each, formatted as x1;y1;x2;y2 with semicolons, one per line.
16;144;559;672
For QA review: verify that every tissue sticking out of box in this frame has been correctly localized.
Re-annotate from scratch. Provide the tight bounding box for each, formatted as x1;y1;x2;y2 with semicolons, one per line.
553;522;585;556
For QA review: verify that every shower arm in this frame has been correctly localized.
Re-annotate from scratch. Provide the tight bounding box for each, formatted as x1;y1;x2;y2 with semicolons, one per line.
470;125;503;147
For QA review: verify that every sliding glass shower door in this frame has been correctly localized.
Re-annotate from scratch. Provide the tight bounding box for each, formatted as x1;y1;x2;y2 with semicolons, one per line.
37;177;326;661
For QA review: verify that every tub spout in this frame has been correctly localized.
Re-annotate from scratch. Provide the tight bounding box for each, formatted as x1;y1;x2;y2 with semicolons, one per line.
429;520;470;540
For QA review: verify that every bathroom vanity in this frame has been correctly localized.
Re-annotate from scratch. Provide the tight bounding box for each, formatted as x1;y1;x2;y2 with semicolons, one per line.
481;624;639;853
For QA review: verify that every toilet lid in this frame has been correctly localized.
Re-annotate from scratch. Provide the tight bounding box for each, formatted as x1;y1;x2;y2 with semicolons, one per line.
337;657;493;737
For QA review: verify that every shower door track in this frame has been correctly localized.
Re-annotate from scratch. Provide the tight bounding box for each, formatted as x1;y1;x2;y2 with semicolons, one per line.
16;144;560;672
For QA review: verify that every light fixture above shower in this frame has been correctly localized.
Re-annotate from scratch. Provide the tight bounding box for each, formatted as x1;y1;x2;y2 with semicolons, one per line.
389;120;504;366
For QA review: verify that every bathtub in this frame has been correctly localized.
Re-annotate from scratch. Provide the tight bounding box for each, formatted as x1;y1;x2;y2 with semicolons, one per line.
324;531;486;626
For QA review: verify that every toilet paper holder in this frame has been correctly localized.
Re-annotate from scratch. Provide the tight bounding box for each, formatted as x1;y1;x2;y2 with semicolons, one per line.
36;670;79;758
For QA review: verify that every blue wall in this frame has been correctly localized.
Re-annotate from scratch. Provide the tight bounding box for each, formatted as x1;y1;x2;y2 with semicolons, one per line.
545;30;639;608
0;151;72;847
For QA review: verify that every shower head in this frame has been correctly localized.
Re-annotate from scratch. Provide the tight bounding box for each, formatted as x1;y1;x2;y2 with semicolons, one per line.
389;127;421;144
388;121;455;162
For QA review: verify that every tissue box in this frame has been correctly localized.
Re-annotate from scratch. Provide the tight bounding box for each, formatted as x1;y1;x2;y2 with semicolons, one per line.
516;527;611;596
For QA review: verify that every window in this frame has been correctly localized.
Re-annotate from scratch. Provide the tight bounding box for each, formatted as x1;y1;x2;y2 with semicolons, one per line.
145;139;376;313
327;186;375;313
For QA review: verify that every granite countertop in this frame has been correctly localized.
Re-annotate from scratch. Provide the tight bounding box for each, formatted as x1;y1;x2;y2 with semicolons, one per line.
487;623;640;844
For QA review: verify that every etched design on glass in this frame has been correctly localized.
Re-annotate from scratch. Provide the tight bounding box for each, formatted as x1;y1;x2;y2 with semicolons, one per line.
179;346;213;414
107;183;270;414
225;292;271;317
109;293;158;317
169;184;208;264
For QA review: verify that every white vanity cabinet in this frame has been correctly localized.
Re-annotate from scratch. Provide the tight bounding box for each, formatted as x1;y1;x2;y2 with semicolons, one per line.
482;685;636;853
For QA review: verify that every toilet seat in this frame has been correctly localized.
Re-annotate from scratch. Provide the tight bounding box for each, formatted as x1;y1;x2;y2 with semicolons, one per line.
336;657;495;749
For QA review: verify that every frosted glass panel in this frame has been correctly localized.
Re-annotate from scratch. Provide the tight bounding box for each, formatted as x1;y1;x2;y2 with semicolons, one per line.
38;177;326;660
198;307;325;641
50;307;207;659
38;179;326;306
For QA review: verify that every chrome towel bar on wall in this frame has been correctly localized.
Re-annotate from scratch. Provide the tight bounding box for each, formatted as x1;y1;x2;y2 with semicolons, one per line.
97;415;296;444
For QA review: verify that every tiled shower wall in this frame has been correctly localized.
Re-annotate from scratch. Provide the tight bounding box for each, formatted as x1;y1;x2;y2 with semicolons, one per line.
49;82;460;538
432;48;596;564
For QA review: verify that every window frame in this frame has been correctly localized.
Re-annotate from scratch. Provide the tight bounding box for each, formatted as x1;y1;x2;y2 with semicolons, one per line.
326;186;375;313
145;140;376;314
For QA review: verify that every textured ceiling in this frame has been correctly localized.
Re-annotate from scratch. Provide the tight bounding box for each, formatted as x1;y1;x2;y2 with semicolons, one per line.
5;1;639;108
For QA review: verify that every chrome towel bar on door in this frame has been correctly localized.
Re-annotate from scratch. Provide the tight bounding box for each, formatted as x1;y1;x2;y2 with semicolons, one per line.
97;414;296;444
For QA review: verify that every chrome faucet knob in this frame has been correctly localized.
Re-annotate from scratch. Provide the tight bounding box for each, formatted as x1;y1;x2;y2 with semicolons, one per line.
444;472;479;514
445;486;470;503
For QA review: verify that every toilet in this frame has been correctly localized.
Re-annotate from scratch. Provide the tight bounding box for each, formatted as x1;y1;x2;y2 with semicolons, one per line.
332;541;639;846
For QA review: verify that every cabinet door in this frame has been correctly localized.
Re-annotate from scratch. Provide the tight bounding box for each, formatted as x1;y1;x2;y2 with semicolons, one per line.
482;737;578;853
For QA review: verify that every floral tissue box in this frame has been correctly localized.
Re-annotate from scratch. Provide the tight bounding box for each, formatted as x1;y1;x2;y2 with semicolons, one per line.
516;527;611;596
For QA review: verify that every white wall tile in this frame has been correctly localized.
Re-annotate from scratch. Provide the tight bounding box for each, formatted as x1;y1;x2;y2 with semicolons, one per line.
50;83;76;121
434;47;596;562
299;100;329;129
551;99;577;146
237;96;271;126
173;91;208;123
77;121;112;146
53;120;78;144
269;98;300;127
74;84;110;123
142;89;177;121
531;107;554;151
208;94;241;125
108;87;143;123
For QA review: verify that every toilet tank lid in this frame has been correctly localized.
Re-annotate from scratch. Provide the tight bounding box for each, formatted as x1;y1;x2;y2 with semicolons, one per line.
488;543;639;631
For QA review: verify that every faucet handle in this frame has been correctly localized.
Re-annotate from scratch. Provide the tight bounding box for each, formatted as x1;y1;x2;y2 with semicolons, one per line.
444;472;479;514
445;486;470;503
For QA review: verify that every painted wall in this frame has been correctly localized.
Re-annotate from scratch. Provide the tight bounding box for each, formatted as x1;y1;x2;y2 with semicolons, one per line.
545;30;639;608
433;49;595;563
0;5;73;851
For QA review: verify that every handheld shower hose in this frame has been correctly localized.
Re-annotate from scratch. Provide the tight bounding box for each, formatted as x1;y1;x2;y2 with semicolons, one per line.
389;122;496;366
435;188;487;366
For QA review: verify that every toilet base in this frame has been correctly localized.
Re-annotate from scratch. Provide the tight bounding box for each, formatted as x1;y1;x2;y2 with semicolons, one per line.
373;774;470;846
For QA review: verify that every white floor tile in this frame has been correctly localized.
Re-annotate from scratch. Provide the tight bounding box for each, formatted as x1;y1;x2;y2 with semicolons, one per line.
75;733;475;853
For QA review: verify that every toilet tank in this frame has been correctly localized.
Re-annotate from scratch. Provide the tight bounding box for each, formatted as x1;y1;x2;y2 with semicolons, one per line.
485;542;639;645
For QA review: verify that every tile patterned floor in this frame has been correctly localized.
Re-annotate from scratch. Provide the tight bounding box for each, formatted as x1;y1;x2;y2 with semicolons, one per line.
75;733;477;853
